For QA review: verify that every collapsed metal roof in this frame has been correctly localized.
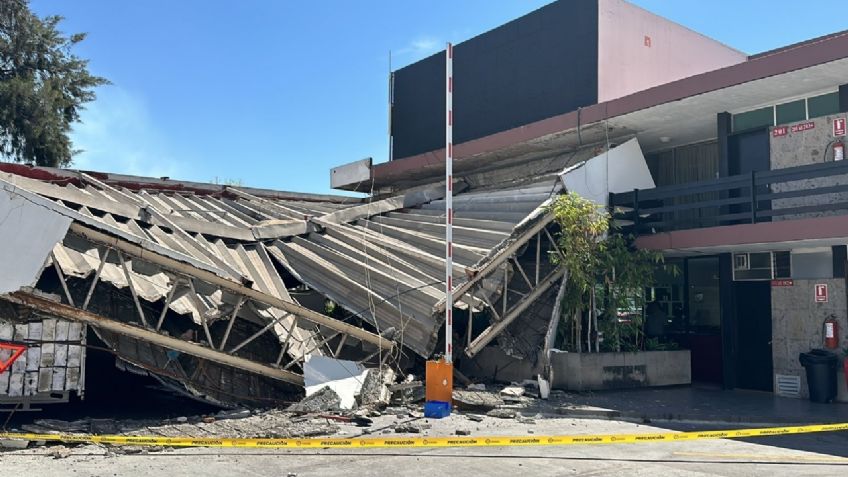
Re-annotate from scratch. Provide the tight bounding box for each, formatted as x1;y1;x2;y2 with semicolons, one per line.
0;163;566;405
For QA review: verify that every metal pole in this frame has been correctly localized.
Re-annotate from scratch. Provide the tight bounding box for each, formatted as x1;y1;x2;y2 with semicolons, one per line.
445;42;454;363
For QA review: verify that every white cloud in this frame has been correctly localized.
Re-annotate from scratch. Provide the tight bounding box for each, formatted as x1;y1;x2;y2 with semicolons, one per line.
395;36;442;58
70;87;185;179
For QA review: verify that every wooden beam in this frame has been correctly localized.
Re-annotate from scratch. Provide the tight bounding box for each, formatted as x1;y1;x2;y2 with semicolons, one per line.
7;291;304;386
68;223;394;352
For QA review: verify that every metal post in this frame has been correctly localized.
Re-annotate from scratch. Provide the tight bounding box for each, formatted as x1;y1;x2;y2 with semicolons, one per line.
633;188;641;234
535;232;541;286
117;252;149;328
750;170;757;224
467;306;473;348
155;278;181;331
445;41;454;363
83;248;110;311
51;252;76;308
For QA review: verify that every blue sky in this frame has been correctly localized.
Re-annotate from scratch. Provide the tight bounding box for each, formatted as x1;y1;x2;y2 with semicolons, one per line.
29;0;848;195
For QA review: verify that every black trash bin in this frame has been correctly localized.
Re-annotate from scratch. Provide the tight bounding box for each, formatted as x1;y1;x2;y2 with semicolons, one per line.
799;349;838;403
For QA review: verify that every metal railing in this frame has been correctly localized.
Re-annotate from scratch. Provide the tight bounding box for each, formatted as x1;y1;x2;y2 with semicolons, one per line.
610;160;848;235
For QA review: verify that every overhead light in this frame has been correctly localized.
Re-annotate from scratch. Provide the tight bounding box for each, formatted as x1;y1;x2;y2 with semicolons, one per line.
659;136;671;143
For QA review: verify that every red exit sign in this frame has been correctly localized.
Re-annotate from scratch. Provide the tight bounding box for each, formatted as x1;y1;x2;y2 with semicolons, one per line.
834;117;846;137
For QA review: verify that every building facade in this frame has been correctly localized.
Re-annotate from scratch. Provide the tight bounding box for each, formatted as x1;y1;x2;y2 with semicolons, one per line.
333;1;848;399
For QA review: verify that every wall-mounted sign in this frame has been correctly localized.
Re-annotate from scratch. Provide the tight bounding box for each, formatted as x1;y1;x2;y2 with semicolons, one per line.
773;126;788;137
834;117;846;137
815;283;829;303
791;122;816;133
771;279;794;287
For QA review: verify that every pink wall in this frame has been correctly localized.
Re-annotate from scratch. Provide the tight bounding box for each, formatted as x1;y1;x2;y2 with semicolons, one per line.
597;0;747;103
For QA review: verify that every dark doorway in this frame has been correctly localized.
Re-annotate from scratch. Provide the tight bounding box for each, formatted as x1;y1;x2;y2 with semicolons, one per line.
686;257;723;384
733;281;773;392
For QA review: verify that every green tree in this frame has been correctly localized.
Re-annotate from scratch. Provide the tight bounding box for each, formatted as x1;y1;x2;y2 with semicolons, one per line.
549;192;670;352
0;0;108;167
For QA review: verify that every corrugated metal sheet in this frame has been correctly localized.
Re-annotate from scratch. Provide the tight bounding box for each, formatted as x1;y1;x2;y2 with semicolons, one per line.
7;169;559;359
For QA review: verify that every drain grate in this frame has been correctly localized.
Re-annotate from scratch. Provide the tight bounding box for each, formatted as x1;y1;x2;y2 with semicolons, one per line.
775;374;801;397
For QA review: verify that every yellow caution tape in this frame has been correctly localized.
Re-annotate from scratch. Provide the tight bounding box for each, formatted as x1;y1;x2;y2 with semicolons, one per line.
1;423;847;449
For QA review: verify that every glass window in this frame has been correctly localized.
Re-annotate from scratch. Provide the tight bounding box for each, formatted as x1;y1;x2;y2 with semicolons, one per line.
733;107;774;132
776;99;807;125
733;252;778;280
773;251;791;279
646;258;685;333
688;257;720;330
808;92;840;118
792;248;833;279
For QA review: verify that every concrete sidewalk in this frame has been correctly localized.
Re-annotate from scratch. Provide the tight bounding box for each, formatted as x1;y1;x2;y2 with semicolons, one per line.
557;386;848;425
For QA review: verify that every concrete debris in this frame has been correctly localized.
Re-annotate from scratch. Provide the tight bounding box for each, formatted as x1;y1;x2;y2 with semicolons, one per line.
388;381;423;392
24;419;88;433
0;439;29;449
48;445;72;459
358;367;396;409
0;382;581;452
215;409;251;420
452;389;504;411
500;386;525;398
486;408;518;419
390;381;425;405
288;386;342;413
467;383;487;391
394;423;421;434
89;419;120;435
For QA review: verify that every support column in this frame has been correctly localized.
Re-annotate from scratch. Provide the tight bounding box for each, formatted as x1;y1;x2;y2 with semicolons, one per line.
839;84;848;113
719;253;737;390
717;112;732;178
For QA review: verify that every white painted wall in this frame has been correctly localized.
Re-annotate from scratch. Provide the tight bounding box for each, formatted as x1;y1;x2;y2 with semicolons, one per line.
559;137;655;206
597;0;747;102
0;185;71;294
303;355;368;410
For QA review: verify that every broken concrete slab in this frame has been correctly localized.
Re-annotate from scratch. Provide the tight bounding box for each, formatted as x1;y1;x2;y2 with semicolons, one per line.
486;408;517;419
287;386;342;413
358;367;395;409
394;423;421;434
452;389;504;411
500;385;525;398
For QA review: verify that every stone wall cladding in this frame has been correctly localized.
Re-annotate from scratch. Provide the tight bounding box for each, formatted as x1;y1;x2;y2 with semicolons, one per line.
771;278;847;399
770;114;848;221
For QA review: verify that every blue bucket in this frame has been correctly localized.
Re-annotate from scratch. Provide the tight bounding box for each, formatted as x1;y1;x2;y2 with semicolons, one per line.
424;400;452;418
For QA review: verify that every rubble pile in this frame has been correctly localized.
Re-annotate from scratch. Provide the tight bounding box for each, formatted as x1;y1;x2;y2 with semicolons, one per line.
1;379;582;453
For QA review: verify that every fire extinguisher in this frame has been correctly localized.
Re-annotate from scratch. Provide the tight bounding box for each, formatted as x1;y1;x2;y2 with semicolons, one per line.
824;315;839;349
834;140;845;162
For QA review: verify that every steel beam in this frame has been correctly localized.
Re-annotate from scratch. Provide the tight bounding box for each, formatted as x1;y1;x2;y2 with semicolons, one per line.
433;213;554;314
465;266;566;358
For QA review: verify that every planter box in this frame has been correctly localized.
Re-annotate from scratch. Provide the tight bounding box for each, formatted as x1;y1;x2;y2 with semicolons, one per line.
551;350;691;391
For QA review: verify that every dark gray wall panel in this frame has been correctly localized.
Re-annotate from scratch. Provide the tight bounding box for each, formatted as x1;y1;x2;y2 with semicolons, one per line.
391;0;599;160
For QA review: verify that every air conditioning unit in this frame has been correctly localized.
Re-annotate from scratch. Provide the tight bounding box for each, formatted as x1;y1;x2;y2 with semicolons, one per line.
734;253;750;271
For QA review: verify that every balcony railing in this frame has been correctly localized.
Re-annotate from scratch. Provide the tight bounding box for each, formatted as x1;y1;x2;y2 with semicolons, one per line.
610;160;848;235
